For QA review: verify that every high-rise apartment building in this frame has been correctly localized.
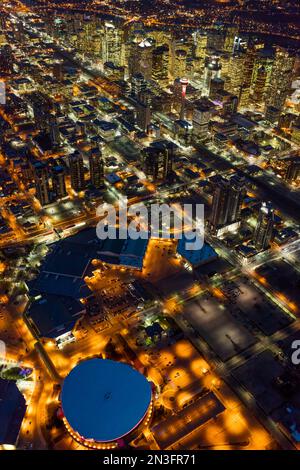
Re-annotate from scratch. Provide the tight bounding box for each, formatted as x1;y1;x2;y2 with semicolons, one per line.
253;202;274;251
89;146;104;189
210;175;245;233
33;162;51;206
52;165;67;200
69;151;85;192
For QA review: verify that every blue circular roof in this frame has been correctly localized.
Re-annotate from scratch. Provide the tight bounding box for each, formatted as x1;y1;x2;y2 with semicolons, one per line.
61;359;152;442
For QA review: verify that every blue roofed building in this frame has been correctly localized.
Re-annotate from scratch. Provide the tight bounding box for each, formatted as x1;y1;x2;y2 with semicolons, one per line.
25;228;149;346
25;294;86;347
176;234;218;268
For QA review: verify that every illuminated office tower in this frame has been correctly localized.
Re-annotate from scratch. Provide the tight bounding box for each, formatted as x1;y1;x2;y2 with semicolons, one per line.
142;141;175;182
82;19;96;52
89;146;104;189
203;55;221;95
266;47;295;112
239;45;256;108
251;65;267;105
253;202;274;251
52;165;67;200
223;25;238;54
69;151;85;192
152;45;169;87
173;50;187;80
250;49;273;103
128;39;153;80
102;22;123;67
33;162;51;206
226;53;245;99
194;31;207;64
220;52;231;79
169;35;192;81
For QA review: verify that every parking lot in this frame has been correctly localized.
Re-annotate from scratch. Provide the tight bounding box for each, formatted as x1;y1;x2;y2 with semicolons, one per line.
183;296;257;361
220;277;293;335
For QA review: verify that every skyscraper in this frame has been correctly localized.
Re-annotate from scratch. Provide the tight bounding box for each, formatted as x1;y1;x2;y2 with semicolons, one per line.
250;65;267;105
210;178;231;231
136;101;151;133
223;25;238;54
89;146;104;189
253;202;274;251
250;48;274;106
69;151;85;192
239;44;256;108
285;159;300;183
52;165;67;200
129;39;153;81
152;45;169;87
266;47;295;112
173;49;187;80
210;175;245;233
102;22;123;67
203;55;221;94
227;175;246;224
192;99;214;140
33;162;51;206
193;31;207;78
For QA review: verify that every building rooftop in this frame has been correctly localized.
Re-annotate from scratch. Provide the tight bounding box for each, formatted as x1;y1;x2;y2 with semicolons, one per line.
26;294;85;339
61;359;152;442
177;235;218;267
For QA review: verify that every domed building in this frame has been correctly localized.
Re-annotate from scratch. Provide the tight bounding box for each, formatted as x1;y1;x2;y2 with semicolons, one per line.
60;359;153;449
